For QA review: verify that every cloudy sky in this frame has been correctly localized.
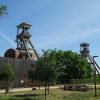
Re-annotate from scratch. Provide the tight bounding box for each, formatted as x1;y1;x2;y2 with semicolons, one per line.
0;0;100;63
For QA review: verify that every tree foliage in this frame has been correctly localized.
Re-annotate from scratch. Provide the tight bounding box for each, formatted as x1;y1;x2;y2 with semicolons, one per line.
0;63;15;95
28;49;60;95
29;49;92;84
35;50;60;83
0;64;15;81
55;50;92;83
0;4;7;16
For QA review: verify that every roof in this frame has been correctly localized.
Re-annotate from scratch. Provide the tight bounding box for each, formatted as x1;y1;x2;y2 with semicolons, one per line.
16;23;32;29
80;42;89;46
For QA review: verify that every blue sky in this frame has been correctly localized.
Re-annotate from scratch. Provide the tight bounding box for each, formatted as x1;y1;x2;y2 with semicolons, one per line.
0;0;100;64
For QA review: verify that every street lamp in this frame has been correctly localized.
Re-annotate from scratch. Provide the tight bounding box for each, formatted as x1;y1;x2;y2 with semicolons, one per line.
93;56;98;96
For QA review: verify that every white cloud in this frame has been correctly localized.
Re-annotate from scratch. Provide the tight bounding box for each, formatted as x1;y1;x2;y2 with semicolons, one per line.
34;28;100;49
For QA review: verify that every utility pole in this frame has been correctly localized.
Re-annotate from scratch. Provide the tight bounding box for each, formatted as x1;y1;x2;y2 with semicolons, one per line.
93;56;98;96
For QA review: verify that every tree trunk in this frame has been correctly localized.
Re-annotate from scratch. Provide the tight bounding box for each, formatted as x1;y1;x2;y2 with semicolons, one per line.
39;81;41;90
45;79;47;100
5;80;9;96
47;81;49;95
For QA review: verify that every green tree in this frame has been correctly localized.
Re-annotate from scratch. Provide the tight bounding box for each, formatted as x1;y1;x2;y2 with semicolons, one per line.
28;49;92;95
0;63;15;96
36;50;60;95
0;4;7;16
29;49;60;97
36;49;92;83
54;50;93;83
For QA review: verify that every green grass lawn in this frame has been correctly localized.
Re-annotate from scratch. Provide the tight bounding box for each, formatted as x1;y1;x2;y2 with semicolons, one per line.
0;88;100;100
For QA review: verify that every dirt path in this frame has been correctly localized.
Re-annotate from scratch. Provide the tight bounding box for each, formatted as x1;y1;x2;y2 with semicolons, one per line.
0;86;60;93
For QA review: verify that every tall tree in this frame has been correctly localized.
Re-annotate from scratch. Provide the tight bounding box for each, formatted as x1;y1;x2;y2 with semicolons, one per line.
35;49;92;83
0;4;7;16
29;49;60;97
54;50;93;83
0;63;15;96
36;50;60;95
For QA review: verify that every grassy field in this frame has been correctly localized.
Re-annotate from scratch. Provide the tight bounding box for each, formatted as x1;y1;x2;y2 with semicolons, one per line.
0;88;100;100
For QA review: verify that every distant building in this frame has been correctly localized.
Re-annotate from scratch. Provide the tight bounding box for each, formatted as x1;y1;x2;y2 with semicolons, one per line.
4;48;37;60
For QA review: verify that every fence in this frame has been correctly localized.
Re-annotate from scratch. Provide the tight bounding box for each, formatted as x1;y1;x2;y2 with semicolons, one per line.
0;57;35;88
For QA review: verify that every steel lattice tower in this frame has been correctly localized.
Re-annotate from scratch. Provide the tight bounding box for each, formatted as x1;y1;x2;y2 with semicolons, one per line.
16;23;39;62
80;42;100;74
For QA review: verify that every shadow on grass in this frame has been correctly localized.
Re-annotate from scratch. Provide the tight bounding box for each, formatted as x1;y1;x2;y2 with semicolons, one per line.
15;94;37;97
12;93;44;100
15;93;44;97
